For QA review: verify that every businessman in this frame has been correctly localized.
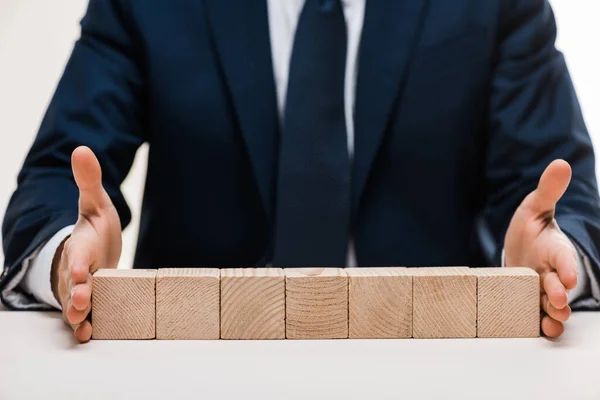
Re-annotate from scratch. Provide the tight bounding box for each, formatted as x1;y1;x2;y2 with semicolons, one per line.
2;0;600;343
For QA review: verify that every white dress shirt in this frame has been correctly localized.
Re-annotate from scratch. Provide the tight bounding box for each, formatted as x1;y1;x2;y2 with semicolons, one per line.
11;0;598;310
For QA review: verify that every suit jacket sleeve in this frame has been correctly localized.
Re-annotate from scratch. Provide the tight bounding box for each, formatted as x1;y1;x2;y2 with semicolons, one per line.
484;0;600;310
0;0;146;309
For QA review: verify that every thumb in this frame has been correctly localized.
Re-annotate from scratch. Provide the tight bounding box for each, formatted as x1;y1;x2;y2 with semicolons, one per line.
526;159;572;216
72;146;111;216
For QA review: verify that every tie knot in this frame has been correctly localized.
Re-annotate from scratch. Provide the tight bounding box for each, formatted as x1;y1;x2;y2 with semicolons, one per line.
318;0;341;13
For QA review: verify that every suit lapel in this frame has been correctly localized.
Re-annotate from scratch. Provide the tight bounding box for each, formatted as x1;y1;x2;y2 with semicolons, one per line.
352;0;429;215
203;0;429;221
204;0;279;219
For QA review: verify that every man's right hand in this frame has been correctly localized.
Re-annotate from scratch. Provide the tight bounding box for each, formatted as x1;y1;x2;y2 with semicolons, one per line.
51;146;122;343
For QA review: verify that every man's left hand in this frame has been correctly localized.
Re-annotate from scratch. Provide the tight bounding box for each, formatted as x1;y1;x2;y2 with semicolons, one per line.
504;159;578;338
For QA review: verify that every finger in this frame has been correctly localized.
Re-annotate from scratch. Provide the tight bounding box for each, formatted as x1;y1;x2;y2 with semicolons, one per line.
548;238;578;291
71;281;92;311
71;146;111;216
65;238;96;284
541;315;564;338
74;320;92;343
543;271;569;310
66;302;89;325
529;159;572;216
541;294;571;322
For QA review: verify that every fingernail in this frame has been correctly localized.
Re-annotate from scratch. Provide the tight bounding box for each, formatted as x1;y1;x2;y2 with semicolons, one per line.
70;287;76;299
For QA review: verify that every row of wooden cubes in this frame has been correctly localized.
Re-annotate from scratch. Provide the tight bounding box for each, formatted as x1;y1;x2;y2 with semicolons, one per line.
91;267;540;340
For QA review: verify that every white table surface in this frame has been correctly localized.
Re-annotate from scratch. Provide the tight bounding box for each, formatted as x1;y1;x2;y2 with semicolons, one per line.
0;307;599;400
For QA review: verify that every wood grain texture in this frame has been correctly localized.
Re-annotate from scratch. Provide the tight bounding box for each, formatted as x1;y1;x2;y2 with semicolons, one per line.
156;268;220;340
92;269;157;340
346;267;412;338
475;267;540;338
412;267;476;338
285;268;348;339
221;268;285;339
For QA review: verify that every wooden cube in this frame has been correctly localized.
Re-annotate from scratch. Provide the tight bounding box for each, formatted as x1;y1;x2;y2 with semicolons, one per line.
156;268;220;340
92;269;157;340
221;268;285;339
346;267;412;339
475;267;540;338
412;267;476;338
285;268;348;339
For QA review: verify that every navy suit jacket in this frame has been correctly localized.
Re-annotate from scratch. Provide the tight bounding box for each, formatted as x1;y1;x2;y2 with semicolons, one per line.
2;0;600;309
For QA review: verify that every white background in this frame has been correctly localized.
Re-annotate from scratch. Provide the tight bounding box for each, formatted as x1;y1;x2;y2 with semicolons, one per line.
1;1;599;270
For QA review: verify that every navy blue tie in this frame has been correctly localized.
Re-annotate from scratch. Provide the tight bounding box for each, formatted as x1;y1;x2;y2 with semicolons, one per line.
272;0;350;267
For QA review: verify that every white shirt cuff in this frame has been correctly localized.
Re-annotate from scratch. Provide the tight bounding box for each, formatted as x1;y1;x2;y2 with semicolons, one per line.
20;225;74;310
